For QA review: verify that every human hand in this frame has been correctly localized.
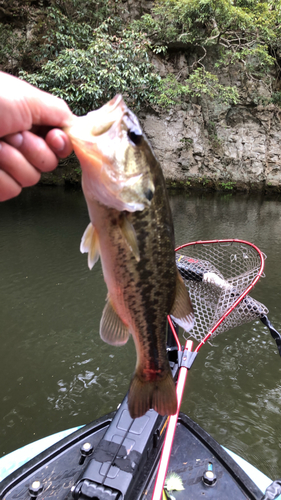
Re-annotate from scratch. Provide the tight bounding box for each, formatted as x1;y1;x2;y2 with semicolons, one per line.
0;72;74;201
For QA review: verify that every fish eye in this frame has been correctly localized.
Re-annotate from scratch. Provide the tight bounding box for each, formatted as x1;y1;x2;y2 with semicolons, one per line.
127;129;142;146
145;188;154;202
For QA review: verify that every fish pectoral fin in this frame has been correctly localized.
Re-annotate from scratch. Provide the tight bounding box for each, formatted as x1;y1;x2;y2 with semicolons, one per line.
128;370;177;419
100;299;130;346
170;272;194;332
80;222;100;270
119;215;140;262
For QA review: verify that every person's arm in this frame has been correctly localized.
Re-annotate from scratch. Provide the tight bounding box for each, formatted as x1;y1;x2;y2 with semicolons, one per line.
0;72;73;201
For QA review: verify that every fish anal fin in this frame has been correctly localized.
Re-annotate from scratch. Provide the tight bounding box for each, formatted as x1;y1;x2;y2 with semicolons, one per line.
80;222;100;270
128;371;177;419
100;299;130;346
119;215;140;262
170;272;194;332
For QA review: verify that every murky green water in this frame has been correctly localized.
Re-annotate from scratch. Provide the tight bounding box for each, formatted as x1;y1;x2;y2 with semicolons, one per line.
1;187;281;481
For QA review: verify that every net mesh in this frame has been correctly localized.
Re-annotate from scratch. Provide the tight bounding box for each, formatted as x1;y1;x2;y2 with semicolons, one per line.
176;241;268;343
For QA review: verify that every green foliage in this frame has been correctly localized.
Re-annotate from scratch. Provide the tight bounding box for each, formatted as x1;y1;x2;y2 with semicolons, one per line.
186;68;238;103
0;0;115;73
272;91;281;106
151;69;238;108
1;0;281;113
0;24;21;73
219;180;235;191
134;0;281;105
135;0;281;55
20;20;161;114
37;0;115;59
180;137;193;150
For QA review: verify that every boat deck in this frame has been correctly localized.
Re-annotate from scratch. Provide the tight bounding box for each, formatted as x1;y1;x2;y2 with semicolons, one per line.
0;404;265;500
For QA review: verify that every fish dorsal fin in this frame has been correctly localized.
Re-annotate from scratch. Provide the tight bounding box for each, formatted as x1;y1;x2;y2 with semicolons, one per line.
170;272;194;332
100;298;130;346
80;222;100;270
119;215;140;262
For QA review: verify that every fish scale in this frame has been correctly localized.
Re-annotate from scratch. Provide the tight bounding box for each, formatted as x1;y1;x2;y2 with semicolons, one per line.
64;95;194;418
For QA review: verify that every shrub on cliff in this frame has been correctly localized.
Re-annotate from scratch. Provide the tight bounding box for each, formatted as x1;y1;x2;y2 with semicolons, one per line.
20;19;161;114
133;0;281;105
2;0;280;111
0;0;115;74
19;4;239;113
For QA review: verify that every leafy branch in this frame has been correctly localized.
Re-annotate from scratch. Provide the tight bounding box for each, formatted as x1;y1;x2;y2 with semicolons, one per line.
133;0;281;102
20;21;161;114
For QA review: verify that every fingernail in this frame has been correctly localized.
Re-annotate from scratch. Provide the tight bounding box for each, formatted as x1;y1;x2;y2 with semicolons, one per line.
51;134;65;152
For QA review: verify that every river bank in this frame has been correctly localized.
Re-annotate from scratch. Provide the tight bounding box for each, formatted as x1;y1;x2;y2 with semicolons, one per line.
40;155;281;196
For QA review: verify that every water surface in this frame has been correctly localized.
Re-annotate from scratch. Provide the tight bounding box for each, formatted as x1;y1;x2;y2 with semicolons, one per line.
0;187;281;480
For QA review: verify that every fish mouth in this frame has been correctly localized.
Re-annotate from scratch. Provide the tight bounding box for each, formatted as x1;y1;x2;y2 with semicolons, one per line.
63;94;126;143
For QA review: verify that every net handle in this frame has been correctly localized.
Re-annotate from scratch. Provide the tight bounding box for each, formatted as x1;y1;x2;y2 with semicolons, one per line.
175;239;265;352
152;338;193;500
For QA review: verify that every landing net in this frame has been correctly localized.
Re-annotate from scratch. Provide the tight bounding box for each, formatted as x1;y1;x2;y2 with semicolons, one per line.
153;239;267;500
176;239;267;343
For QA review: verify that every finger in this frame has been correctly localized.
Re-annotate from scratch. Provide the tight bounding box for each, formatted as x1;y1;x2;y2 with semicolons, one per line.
4;130;59;173
27;90;74;128
0;140;41;187
0;72;74;136
0;170;22;202
45;129;73;158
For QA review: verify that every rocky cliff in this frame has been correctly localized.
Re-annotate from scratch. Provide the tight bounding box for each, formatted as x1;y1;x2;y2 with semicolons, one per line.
51;51;281;194
141;95;281;194
138;48;281;193
105;0;281;193
5;0;278;193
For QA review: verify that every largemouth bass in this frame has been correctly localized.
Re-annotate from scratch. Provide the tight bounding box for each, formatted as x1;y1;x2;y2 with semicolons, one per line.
64;95;194;419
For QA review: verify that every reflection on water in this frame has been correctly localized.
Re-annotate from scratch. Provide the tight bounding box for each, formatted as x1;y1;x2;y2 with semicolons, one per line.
0;187;281;480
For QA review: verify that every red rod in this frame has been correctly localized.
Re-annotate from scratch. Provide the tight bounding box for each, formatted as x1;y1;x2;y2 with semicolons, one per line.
152;339;193;500
167;315;182;352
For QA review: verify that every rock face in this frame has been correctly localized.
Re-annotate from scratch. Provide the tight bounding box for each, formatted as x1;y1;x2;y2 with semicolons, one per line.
140;102;281;192
53;97;281;193
137;44;281;192
118;1;281;192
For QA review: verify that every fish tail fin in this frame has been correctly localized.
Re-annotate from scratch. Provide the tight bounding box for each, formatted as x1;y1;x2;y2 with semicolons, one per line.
128;371;177;419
